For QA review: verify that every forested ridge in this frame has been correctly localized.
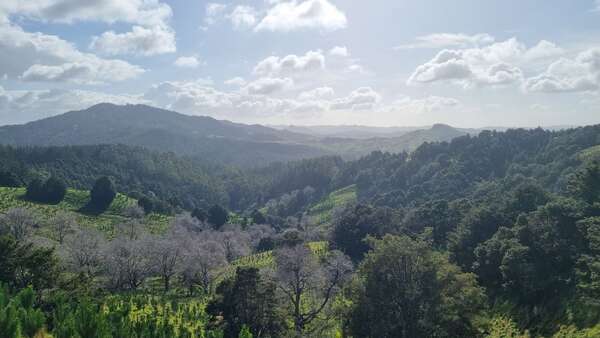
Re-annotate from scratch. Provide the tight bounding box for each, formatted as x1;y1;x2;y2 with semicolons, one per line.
2;124;600;337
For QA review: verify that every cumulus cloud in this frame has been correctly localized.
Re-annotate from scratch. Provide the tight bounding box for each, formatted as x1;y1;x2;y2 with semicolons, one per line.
204;3;228;25
407;50;473;84
254;50;326;76
298;86;335;100
523;48;600;93
244;77;294;95
228;5;258;29
224;77;247;86
407;38;564;87
330;87;381;111
329;46;349;57
395;33;495;50
0;86;147;124
90;25;175;56
255;0;347;32
174;56;201;68
1;1;176;58
0;23;143;84
0;0;172;26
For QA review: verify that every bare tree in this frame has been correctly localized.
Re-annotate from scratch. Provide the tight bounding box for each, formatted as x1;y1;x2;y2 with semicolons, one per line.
247;224;276;249
0;208;37;241
211;226;251;262
171;212;207;233
181;239;227;295
274;245;353;336
148;235;183;292
103;236;152;290
115;219;144;240
64;228;106;280
50;211;77;244
122;205;145;219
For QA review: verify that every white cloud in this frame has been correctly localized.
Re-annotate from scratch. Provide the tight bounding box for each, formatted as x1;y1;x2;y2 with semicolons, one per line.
329;46;349;57
255;0;347;32
330;87;381;111
224;77;247;86
205;3;228;25
244;77;294;95
390;96;460;114
254;50;326;77
228;6;258;29
90;25;175;56
298;86;335;100
0;0;173;27
0;23;144;84
0;86;147;124
407;38;564;87
523;49;600;93
174;56;201;68
407;49;473;84
395;33;495;50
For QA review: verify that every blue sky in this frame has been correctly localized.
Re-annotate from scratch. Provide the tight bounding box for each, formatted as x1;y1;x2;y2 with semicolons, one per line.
1;0;600;127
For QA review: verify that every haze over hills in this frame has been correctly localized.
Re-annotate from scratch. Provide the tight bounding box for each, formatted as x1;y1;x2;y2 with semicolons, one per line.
0;103;481;165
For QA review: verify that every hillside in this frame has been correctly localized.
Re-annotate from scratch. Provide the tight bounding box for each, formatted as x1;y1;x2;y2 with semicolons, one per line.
0;187;170;234
0;103;329;167
0;104;476;165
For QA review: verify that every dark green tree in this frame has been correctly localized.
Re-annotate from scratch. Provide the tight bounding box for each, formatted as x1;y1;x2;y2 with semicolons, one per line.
349;235;485;338
25;178;44;202
43;176;67;204
192;208;208;222
208;204;229;229
331;204;398;261
90;176;116;211
250;209;266;225
0;235;58;291
207;267;284;338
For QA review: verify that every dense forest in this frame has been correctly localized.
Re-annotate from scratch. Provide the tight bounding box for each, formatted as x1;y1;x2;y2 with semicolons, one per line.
2;124;600;337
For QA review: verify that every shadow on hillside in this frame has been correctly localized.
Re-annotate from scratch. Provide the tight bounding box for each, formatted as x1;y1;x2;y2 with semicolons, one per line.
78;202;109;216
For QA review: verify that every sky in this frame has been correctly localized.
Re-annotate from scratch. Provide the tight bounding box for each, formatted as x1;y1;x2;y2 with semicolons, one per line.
0;0;600;127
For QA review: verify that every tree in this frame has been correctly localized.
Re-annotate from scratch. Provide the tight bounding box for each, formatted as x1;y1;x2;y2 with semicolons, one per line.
25;178;44;202
43;176;67;204
207;267;285;338
50;211;77;244
149;235;183;292
349;235;485;338
25;177;66;204
331;204;398;261
103;237;152;290
181;239;227;295
122;205;145;219
64;228;106;282
192;208;208;222
250;209;266;225
0;235;58;291
0;208;37;241
208;204;229;229
274;244;352;336
90;176;116;211
0;170;21;187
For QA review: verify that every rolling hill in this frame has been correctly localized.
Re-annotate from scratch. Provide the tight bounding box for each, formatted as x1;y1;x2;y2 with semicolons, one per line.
0;103;476;166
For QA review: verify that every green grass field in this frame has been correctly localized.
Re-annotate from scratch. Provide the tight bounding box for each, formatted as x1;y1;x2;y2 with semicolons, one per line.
218;241;329;283
308;185;357;227
0;187;170;235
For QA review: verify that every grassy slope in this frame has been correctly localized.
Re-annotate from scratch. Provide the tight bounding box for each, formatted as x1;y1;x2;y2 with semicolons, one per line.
0;187;170;235
218;241;329;283
308;185;357;227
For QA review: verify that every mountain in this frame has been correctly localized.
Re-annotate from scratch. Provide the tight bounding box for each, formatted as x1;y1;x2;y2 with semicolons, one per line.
0;103;477;166
0;103;329;166
305;123;473;159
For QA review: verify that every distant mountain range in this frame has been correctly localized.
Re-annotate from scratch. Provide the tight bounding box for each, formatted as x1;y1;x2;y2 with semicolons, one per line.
0;103;483;166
